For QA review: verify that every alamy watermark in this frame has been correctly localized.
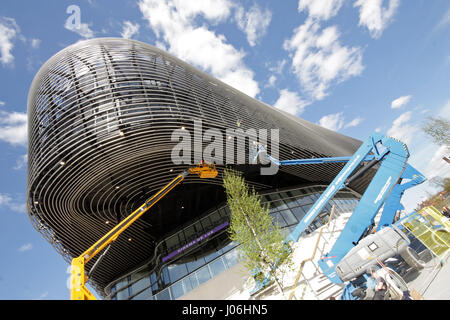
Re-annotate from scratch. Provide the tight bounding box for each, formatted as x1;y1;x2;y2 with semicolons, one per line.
65;5;81;30
171;120;280;175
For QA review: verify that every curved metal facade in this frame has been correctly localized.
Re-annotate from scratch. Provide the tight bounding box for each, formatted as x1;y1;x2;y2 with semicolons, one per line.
27;38;367;295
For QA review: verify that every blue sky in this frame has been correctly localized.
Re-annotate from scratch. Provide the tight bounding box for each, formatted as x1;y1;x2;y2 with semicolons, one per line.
0;0;449;300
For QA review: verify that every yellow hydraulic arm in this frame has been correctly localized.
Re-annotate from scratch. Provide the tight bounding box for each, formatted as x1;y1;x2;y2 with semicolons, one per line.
70;163;218;300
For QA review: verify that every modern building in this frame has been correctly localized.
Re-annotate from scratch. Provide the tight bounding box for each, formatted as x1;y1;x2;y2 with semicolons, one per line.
27;38;372;299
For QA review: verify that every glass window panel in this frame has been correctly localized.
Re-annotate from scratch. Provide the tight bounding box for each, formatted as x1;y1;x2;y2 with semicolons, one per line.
309;193;320;201
201;216;213;230
162;267;170;285
210;211;222;224
150;273;158;291
170;281;185;300
272;212;287;227
266;193;281;201
333;201;345;213
186;257;206;273
285;197;300;209
290;206;306;222
131;276;150;295
288;189;302;197
218;207;229;219
165;234;179;251
168;263;188;283
301;204;313;216
271;200;288;211
184;225;196;242
132;288;153;300
178;231;186;245
196;265;212;285
187;273;199;290
209;257;227;277
194;221;204;234
204;250;221;263
280;210;297;226
223;248;240;267
296;195;313;206
115;279;128;291
127;276;132;297
116;287;129;300
155;288;171;300
222;241;237;254
183;275;193;294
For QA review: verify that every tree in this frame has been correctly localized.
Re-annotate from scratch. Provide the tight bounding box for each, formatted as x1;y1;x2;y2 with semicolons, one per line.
423;116;450;147
222;168;292;297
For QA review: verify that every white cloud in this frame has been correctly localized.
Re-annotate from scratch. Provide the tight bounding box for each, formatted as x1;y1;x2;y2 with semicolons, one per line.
0;101;5;107
18;243;33;252
0;110;28;146
284;18;364;101
121;21;140;39
0;193;26;213
391;95;411;109
273;89;310;116
0;17;20;66
266;75;277;87
267;59;287;75
30;38;41;49
344;116;364;128
13;154;28;170
434;6;450;31
298;0;344;21
235;4;272;46
138;0;259;98
386;111;418;144
0;194;12;206
317;112;345;131
354;0;400;39
317;112;364;131
426;145;450;180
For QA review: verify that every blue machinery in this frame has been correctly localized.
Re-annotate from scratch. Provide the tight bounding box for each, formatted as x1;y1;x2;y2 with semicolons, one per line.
254;133;426;286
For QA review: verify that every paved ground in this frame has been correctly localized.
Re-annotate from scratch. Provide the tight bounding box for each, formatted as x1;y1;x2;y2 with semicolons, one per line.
404;253;450;300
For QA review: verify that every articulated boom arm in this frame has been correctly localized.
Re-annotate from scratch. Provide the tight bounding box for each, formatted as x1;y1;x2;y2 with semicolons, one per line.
376;164;426;231
257;133;424;284
70;163;218;300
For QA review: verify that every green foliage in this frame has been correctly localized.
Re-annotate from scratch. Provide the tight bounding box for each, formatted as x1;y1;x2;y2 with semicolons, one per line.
222;168;292;286
423;116;450;147
416;177;450;211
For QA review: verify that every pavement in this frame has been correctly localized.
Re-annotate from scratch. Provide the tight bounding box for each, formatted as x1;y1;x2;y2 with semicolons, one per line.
403;252;450;300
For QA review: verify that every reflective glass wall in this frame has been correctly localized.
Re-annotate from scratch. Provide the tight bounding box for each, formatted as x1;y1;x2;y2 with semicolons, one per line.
106;184;360;300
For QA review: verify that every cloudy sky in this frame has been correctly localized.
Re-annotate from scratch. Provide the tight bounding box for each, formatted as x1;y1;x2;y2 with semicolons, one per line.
0;0;449;299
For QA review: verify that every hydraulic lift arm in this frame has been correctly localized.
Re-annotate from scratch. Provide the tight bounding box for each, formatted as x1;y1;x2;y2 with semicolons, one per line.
70;163;218;300
255;133;425;284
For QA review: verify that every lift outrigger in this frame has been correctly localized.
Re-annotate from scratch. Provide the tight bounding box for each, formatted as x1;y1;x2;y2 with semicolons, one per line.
70;163;218;300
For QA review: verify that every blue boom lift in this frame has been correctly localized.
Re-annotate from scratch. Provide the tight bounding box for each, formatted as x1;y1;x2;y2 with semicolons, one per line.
253;132;426;292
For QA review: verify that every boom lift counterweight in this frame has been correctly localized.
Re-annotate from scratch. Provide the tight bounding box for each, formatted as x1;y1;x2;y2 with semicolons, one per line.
70;163;218;300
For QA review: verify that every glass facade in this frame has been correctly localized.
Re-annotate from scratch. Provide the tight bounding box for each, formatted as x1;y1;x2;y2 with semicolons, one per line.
106;184;360;300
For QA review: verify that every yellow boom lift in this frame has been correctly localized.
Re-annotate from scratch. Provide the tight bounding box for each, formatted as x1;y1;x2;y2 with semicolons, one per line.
70;163;218;300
